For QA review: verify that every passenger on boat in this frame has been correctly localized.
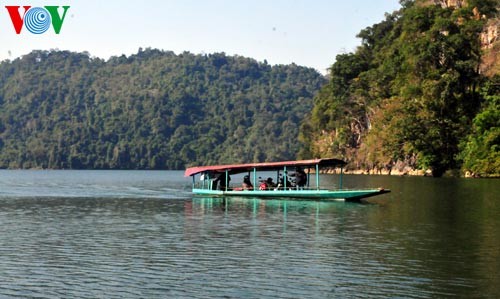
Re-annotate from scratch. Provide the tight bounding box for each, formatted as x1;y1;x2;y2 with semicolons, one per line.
242;175;253;190
266;177;276;189
293;167;307;188
214;173;231;191
258;178;267;190
277;173;293;190
278;171;295;190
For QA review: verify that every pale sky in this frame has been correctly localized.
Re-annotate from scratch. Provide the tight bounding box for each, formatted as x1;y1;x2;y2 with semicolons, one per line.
0;0;401;74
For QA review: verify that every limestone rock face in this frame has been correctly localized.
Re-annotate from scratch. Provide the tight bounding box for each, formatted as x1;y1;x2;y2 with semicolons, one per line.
481;20;499;49
433;0;468;8
427;0;499;76
479;20;499;77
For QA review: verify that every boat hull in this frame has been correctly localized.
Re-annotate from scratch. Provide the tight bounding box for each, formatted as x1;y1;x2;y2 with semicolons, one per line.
191;188;390;201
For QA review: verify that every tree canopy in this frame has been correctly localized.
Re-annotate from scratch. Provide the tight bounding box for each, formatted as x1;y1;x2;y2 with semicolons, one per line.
0;49;325;169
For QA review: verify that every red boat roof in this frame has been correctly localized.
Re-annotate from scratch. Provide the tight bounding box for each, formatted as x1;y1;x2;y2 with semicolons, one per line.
184;158;346;177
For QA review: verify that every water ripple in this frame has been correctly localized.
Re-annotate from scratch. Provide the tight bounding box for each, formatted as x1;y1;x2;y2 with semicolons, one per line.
0;171;499;298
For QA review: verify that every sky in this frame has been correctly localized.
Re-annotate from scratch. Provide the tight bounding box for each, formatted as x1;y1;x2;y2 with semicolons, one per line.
0;0;402;74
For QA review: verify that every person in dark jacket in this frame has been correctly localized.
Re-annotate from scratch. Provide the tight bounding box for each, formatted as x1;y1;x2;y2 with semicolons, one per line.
242;175;253;190
294;167;307;188
214;172;231;190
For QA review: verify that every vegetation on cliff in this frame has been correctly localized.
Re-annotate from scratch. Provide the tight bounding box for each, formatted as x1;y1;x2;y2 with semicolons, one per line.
300;0;499;177
0;50;324;169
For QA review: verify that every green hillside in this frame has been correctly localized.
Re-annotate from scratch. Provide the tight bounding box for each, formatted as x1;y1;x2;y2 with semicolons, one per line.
0;49;325;169
300;0;499;177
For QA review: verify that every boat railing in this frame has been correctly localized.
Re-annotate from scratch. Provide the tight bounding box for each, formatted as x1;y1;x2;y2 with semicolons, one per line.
193;181;350;192
193;181;385;193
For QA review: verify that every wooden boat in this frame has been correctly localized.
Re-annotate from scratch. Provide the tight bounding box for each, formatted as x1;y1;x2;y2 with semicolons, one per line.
185;158;390;202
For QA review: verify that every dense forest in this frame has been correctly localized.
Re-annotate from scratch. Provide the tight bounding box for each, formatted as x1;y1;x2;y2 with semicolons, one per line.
0;50;324;169
300;0;499;177
0;0;498;176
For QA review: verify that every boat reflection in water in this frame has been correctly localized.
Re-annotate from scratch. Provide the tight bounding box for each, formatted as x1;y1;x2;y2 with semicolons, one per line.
189;196;356;212
184;196;365;233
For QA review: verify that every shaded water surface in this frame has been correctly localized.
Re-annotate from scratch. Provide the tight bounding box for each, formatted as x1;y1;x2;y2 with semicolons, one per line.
0;171;498;298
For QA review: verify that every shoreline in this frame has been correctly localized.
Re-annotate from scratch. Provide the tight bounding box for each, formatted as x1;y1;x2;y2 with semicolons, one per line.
320;168;430;176
318;168;499;178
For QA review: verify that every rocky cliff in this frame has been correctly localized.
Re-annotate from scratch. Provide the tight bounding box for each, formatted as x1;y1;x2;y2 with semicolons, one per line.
304;0;500;177
480;18;499;76
430;0;499;76
433;0;469;8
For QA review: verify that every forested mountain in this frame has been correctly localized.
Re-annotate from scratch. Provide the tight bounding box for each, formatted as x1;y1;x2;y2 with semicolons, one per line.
300;0;499;177
0;49;325;169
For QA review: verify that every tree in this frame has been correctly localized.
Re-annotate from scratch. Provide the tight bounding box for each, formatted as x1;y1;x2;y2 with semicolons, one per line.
460;77;500;176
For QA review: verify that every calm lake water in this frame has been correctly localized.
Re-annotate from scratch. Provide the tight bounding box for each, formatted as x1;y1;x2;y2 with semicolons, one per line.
0;170;498;298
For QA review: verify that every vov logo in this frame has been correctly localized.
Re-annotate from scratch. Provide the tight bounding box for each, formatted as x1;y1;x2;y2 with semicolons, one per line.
5;5;70;34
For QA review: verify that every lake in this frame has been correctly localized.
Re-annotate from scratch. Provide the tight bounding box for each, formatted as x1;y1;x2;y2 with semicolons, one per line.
0;170;498;298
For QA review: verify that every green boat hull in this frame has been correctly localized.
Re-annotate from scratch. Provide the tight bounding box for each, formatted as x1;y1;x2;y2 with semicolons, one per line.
192;188;390;201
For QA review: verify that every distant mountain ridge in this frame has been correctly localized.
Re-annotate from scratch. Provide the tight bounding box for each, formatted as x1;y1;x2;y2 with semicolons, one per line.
0;49;325;169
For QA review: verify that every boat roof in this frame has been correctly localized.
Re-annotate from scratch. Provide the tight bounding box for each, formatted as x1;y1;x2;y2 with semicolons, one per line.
184;158;346;177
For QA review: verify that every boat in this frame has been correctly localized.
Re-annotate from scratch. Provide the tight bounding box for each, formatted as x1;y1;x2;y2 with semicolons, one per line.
184;158;390;202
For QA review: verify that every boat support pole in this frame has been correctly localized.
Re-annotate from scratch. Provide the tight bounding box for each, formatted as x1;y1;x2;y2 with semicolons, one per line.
253;168;257;190
316;164;320;190
225;170;229;192
284;166;287;189
340;166;343;190
307;167;310;189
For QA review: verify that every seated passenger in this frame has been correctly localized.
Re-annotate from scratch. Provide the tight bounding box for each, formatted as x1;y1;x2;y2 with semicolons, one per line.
242;175;253;190
277;174;291;190
290;167;307;189
266;177;276;189
258;178;267;190
293;167;307;188
215;173;231;191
